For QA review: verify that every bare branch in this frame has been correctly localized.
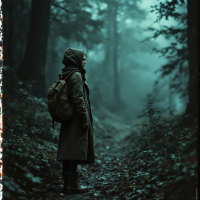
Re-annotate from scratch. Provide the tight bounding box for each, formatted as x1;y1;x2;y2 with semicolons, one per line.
50;3;75;14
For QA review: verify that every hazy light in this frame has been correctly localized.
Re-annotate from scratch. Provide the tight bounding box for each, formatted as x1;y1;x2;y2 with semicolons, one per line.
125;18;132;24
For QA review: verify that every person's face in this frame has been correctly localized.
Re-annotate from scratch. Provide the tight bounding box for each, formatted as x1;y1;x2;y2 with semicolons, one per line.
82;54;86;69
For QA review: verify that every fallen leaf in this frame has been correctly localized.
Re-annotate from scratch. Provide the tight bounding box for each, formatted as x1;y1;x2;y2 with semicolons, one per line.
109;190;117;195
101;186;108;195
100;176;106;181
184;136;189;140
188;155;197;163
125;186;133;191
165;139;169;144
92;168;98;172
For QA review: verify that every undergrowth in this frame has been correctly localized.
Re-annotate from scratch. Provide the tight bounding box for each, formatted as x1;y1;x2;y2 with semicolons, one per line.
124;94;197;200
2;66;61;199
2;66;198;200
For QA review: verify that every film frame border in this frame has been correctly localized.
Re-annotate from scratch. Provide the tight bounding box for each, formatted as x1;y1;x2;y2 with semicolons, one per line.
0;0;2;199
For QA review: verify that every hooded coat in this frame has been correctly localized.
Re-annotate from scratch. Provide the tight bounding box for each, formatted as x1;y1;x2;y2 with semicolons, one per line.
56;48;95;164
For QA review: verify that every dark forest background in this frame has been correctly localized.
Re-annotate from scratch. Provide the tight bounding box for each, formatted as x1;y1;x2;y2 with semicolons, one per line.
2;0;198;123
1;0;199;199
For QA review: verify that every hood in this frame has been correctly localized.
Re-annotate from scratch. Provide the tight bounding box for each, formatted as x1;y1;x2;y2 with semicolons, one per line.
61;47;87;81
62;47;85;68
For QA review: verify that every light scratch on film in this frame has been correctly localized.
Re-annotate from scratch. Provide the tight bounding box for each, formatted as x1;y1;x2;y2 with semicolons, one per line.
0;0;2;199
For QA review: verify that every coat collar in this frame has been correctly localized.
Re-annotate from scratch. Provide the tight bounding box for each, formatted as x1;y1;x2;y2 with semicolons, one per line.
84;81;88;86
84;81;89;92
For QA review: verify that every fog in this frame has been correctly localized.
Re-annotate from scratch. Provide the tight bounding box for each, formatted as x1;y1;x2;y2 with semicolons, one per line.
45;0;188;126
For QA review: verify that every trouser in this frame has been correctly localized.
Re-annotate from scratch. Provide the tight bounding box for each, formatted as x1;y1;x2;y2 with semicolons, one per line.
62;160;78;175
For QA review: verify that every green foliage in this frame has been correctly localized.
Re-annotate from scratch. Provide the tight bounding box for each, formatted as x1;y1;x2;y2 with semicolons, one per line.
144;0;189;101
137;95;161;139
3;66;61;199
50;0;104;49
149;0;186;21
127;94;197;199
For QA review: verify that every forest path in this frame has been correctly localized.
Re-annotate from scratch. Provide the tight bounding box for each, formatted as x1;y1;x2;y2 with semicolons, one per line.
37;118;198;200
43;128;136;200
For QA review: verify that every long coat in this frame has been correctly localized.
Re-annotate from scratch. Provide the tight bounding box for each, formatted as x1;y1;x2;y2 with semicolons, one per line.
57;71;95;164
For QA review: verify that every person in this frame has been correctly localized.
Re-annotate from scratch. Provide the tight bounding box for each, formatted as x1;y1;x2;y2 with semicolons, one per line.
56;47;95;194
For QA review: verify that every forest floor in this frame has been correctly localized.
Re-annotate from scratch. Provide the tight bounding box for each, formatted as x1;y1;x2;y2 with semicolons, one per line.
34;114;197;200
3;67;197;200
37;128;139;200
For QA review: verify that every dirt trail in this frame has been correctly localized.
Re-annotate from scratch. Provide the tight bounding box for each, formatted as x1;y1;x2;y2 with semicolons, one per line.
41;129;135;200
37;118;198;200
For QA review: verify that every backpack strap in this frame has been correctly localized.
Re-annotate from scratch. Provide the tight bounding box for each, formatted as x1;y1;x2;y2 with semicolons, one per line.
63;71;87;112
63;71;78;81
58;71;77;81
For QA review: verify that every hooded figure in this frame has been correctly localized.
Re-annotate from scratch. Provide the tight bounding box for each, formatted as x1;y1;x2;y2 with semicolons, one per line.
61;47;87;81
57;48;95;194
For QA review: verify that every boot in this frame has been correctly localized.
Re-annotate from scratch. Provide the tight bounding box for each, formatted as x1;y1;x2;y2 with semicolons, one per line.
61;171;68;193
67;172;88;194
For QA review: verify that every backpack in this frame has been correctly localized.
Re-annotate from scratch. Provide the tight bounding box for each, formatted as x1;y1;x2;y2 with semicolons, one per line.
47;71;75;131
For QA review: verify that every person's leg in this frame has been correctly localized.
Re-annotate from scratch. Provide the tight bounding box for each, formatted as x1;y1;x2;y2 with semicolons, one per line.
62;160;69;192
68;160;77;175
62;160;69;173
62;160;77;174
62;160;87;193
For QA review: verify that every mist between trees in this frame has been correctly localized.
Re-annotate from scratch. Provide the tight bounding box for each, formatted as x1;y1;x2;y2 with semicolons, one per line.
2;0;198;124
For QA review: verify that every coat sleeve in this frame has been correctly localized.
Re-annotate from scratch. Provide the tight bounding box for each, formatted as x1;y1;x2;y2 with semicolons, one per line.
70;72;88;124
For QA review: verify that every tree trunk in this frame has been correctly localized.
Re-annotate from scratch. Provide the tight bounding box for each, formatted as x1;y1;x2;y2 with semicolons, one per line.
185;0;198;120
103;0;112;75
20;0;24;61
8;0;14;69
45;36;59;91
16;0;50;98
169;73;175;110
113;1;120;104
2;0;13;68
